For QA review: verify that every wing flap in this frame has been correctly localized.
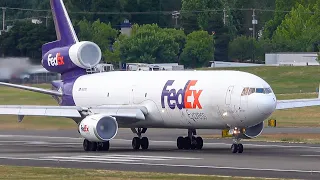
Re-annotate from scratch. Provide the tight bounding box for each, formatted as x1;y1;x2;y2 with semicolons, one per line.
89;106;147;124
276;98;320;110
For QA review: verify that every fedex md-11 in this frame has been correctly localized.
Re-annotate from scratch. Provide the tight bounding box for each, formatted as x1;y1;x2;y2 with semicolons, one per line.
0;0;319;154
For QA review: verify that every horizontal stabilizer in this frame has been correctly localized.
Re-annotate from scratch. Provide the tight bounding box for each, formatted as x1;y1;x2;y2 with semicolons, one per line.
0;82;62;96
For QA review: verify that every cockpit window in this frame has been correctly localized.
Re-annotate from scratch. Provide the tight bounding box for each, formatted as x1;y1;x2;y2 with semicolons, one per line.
241;87;273;96
256;88;264;93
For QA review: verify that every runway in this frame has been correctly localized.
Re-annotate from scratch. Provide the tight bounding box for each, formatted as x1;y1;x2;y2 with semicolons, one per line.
0;129;320;180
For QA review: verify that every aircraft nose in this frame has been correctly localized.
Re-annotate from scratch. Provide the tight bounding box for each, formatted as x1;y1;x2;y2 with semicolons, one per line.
257;96;277;115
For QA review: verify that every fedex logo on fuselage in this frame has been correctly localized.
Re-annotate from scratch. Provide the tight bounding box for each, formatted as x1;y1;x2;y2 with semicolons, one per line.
161;80;203;110
47;53;65;66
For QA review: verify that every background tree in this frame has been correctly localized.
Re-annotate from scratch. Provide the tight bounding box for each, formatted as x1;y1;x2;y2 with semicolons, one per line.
113;24;183;64
78;19;118;62
272;3;320;52
0;21;55;63
180;30;214;68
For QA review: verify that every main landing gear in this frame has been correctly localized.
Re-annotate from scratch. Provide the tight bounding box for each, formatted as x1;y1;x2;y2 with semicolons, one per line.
177;129;203;150
231;127;244;153
83;139;110;152
131;128;149;150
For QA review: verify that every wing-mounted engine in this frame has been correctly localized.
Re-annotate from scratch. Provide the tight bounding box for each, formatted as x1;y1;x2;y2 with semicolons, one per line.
239;121;264;139
79;114;118;142
42;41;101;74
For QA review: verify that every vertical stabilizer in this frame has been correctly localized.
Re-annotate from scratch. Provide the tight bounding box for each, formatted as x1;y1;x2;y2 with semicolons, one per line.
42;0;79;56
41;0;101;79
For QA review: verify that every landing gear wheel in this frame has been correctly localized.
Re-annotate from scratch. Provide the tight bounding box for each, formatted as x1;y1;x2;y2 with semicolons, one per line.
83;139;97;152
132;137;141;150
89;141;97;151
195;137;203;150
183;137;191;150
190;136;197;150
177;136;184;149
97;141;110;151
141;137;149;150
83;139;90;151
231;144;238;153
237;144;243;153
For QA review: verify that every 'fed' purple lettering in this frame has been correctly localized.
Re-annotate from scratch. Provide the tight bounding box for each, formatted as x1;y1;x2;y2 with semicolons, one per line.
161;80;202;110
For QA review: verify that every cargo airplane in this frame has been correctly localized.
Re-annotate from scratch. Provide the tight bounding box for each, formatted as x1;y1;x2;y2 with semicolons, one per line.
0;0;319;153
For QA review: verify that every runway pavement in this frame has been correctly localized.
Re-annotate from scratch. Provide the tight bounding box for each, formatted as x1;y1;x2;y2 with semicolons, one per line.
0;129;320;180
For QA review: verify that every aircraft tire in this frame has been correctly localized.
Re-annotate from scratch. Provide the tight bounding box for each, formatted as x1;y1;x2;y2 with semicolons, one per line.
195;137;203;150
132;137;141;150
238;144;243;153
97;142;110;151
83;139;97;152
89;142;97;151
83;139;90;151
190;136;197;150
177;136;184;149
231;144;238;153
183;137;191;150
141;137;149;150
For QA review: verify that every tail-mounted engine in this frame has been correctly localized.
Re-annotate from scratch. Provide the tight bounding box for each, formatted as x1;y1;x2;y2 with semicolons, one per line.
79;114;118;142
42;41;102;74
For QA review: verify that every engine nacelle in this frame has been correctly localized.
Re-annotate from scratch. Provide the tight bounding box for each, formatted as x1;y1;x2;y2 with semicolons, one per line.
42;41;101;74
239;121;264;139
69;41;101;69
79;114;118;142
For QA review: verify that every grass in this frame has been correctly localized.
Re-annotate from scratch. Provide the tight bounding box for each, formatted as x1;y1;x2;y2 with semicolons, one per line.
0;84;76;130
201;66;320;94
1;66;320;129
0;165;292;180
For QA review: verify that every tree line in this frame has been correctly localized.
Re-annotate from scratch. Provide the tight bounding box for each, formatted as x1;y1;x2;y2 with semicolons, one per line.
0;0;319;67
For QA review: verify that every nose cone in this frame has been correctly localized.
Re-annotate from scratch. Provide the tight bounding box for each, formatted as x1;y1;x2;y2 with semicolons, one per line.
257;96;277;115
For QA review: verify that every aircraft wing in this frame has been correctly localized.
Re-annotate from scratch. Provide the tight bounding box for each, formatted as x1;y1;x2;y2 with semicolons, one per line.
276;98;320;110
0;105;147;123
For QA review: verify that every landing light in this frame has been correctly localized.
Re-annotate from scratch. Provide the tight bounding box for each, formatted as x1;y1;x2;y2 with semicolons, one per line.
223;112;228;116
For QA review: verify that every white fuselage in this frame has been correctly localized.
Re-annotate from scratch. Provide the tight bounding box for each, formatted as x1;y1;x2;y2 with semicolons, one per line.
72;70;277;129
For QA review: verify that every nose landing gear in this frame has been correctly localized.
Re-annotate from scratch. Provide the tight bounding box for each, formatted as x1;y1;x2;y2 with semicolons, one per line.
231;127;244;153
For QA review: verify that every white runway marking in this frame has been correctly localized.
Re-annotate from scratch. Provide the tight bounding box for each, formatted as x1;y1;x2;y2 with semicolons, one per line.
0;154;201;163
45;154;201;162
300;155;320;157
0;156;319;174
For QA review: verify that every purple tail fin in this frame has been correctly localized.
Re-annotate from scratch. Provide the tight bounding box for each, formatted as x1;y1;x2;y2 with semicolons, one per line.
41;0;101;80
42;0;79;56
41;0;101;106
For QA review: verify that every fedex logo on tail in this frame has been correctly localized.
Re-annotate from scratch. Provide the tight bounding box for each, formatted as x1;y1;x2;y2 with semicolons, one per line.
161;80;203;110
47;53;65;66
